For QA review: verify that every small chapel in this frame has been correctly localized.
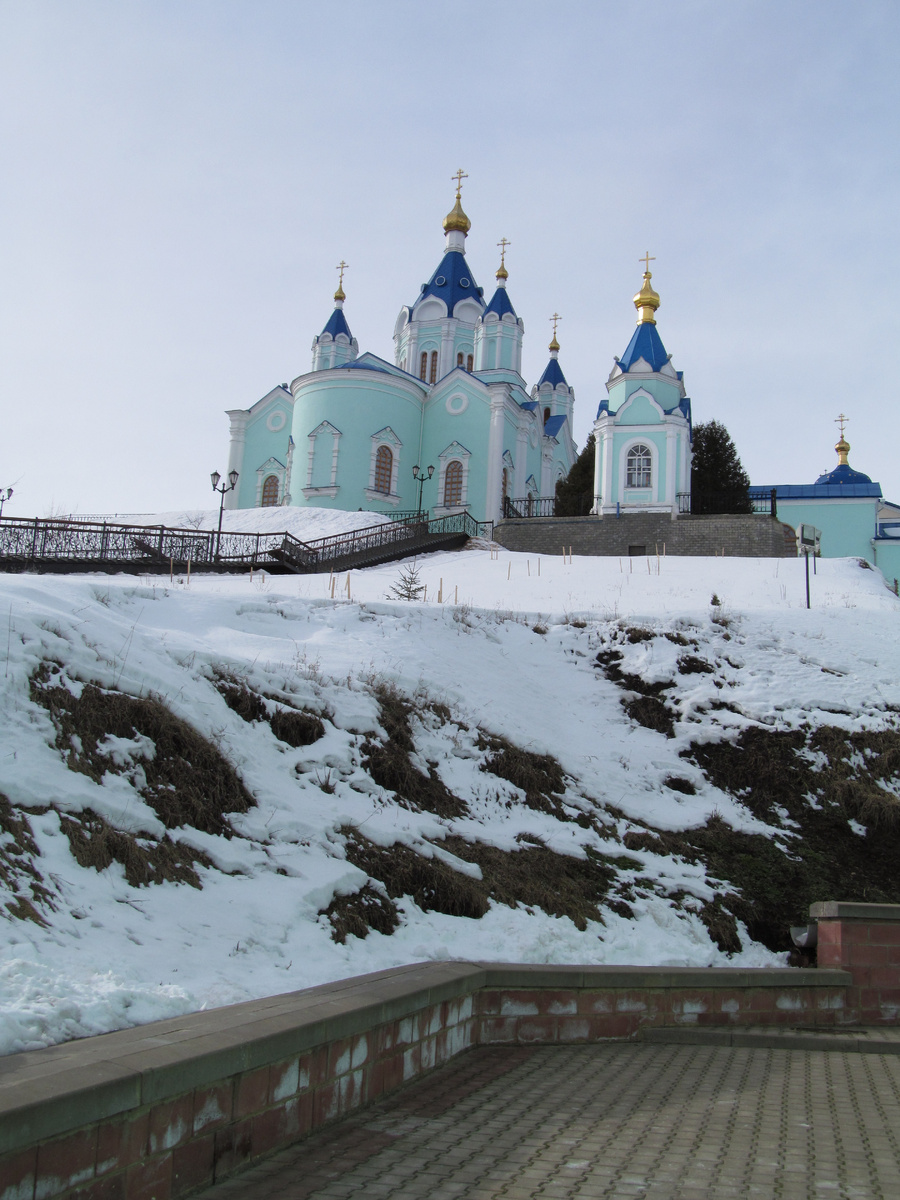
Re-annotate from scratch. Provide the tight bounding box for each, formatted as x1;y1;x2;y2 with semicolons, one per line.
223;174;577;525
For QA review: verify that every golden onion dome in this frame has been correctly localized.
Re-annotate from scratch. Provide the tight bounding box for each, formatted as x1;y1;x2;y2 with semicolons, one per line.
633;270;661;324
835;435;850;466
443;194;471;235
496;261;509;282
549;332;560;353
333;281;346;303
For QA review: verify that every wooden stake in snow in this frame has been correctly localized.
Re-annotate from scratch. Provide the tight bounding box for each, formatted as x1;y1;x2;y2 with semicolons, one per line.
346;573;351;598
454;584;458;604
527;560;530;576
438;578;443;603
330;575;336;599
507;561;511;580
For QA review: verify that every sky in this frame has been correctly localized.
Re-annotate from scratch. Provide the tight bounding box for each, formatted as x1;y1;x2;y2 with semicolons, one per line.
1;1;898;516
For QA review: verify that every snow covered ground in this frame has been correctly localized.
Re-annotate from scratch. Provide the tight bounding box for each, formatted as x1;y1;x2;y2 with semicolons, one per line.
70;506;396;541
1;526;898;1055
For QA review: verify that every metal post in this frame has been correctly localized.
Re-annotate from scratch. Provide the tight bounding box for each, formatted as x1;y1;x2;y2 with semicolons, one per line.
805;549;810;609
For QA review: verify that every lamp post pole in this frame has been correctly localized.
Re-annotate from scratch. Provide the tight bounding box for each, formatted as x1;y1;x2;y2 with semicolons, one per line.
412;464;434;519
210;470;239;559
0;488;12;519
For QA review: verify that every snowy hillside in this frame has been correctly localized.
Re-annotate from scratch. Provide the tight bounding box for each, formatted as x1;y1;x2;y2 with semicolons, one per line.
2;536;900;1055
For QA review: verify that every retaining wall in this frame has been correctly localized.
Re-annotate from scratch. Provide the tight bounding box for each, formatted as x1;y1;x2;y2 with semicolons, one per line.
813;902;900;1023
493;513;797;558
0;962;853;1200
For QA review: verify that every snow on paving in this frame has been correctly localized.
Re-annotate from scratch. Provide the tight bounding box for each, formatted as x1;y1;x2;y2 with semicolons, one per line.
1;512;898;1054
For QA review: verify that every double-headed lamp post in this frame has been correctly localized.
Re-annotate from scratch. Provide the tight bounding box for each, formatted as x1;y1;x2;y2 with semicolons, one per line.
0;487;12;519
210;470;239;558
412;464;434;518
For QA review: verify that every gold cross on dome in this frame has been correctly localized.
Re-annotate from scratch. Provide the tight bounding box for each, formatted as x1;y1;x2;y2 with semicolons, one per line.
640;251;656;273
497;237;511;266
835;412;848;438
336;260;348;287
550;312;562;337
452;168;468;198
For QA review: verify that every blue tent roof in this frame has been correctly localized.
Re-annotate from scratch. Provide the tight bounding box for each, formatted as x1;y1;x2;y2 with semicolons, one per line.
543;414;567;438
483;286;516;319
320;307;352;339
618;322;669;372
415;251;484;317
815;462;874;486
537;357;567;387
336;361;392;375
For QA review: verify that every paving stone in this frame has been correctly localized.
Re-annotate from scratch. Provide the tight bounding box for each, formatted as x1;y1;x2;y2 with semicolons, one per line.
191;1042;900;1199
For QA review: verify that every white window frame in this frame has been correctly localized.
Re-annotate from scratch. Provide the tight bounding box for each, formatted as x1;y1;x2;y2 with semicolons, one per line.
303;421;341;499
433;441;472;514
625;442;653;489
255;457;285;506
365;427;403;506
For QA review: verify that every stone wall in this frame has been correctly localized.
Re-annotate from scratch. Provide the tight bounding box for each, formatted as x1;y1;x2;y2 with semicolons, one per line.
493;514;797;558
0;962;853;1200
812;902;900;1023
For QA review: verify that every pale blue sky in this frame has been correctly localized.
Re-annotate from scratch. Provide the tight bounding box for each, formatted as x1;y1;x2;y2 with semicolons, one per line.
1;1;898;514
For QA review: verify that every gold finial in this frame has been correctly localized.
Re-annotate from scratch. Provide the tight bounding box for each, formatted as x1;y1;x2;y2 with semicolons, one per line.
633;252;660;324
443;169;471;234
835;412;850;465
334;260;348;303
549;312;561;352
496;236;511;280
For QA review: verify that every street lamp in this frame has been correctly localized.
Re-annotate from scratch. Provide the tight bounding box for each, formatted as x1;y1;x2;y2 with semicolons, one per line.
0;487;12;519
412;464;434;518
211;470;239;558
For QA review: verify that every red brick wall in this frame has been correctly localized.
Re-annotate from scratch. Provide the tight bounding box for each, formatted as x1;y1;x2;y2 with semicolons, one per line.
0;977;855;1200
816;917;900;1023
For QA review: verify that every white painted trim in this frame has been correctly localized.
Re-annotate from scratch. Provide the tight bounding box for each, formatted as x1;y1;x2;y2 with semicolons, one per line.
368;427;403;497
437;441;471;508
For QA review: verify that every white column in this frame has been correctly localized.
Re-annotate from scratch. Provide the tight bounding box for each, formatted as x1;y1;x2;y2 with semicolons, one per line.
665;426;677;509
439;319;455;379
485;390;506;524
515;427;528;496
225;411;248;509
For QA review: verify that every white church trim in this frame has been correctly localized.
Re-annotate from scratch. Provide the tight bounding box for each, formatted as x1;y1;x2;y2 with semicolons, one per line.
304;421;341;499
364;427;403;506
433;442;472;515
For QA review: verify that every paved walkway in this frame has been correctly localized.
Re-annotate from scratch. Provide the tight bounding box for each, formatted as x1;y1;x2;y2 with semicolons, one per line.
199;1041;900;1199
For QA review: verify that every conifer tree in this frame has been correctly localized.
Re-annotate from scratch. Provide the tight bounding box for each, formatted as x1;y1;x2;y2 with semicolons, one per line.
555;434;595;516
690;421;752;514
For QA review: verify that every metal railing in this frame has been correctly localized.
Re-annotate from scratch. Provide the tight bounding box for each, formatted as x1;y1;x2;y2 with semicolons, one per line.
0;510;493;575
502;494;596;519
676;489;777;517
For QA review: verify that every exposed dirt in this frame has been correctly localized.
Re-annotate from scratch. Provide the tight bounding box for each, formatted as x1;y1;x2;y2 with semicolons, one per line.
363;684;467;819
59;808;212;888
321;883;401;943
31;662;254;834
215;674;325;747
479;734;568;817
0;793;55;924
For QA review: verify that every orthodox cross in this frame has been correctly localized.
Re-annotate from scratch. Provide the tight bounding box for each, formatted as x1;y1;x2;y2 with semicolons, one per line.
336;260;348;288
640;251;656;273
835;412;848;438
550;313;562;338
497;237;511;267
452;168;468;197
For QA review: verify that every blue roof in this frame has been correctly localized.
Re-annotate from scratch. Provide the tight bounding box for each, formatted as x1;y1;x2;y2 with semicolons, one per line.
320;307;352;340
815;462;873;486
537;357;568;387
520;401;538;411
336;361;392;375
543;414;567;438
618;322;669;372
483;286;516;319
415;251;485;317
766;482;883;500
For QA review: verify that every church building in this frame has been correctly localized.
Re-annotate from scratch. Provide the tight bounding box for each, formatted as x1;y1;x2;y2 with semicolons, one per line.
223;176;577;524
591;258;692;516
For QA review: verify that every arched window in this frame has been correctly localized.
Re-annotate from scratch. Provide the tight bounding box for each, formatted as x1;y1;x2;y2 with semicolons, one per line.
466;354;473;372
501;467;509;501
543;407;551;426
626;443;652;489
429;351;438;384
457;351;464;368
261;475;279;506
374;445;393;494
420;351;428;380
444;460;463;507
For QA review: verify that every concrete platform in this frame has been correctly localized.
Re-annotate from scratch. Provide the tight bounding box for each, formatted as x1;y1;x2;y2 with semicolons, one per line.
196;1040;900;1199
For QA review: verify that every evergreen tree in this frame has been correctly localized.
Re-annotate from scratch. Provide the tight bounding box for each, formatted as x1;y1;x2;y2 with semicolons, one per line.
555;434;595;516
690;421;752;514
388;561;425;601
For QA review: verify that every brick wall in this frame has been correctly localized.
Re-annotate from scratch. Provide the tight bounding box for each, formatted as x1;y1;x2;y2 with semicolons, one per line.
812;902;900;1023
494;514;797;558
0;962;856;1200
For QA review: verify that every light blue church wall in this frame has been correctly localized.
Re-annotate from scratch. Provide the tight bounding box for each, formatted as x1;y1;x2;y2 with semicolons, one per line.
874;537;900;587
774;499;876;560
